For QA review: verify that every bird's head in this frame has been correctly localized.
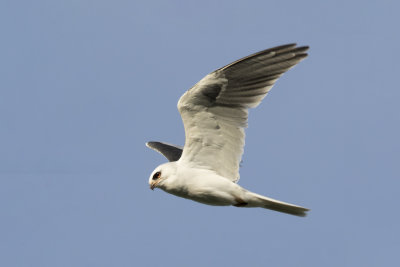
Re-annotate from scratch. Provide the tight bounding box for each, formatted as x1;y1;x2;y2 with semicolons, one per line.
148;162;177;191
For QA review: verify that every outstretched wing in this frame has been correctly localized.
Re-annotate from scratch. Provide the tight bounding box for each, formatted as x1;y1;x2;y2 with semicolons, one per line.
146;141;183;162
177;44;308;182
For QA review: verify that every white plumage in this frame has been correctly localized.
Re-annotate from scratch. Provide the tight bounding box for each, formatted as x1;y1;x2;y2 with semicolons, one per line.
147;44;309;217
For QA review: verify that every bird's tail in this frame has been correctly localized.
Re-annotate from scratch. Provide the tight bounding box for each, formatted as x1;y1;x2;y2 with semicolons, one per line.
248;192;309;217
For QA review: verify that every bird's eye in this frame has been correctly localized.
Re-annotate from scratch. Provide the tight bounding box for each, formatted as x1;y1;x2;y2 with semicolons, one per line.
152;171;161;180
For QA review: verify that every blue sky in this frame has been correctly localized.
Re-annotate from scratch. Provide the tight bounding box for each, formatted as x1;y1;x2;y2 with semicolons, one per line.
1;1;399;266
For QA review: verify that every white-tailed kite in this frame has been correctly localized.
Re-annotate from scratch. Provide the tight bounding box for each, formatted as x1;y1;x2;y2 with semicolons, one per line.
147;44;309;216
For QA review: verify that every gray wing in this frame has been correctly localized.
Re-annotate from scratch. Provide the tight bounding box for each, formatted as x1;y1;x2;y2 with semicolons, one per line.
177;44;308;182
146;141;183;162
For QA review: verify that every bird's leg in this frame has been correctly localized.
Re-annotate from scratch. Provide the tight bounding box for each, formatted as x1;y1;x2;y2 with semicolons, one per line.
233;197;248;207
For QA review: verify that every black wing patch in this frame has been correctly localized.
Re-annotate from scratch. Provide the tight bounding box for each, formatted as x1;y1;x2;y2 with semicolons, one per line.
146;141;183;162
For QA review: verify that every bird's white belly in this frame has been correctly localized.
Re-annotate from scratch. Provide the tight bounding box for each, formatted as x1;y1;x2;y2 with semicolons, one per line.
162;171;244;206
166;186;234;206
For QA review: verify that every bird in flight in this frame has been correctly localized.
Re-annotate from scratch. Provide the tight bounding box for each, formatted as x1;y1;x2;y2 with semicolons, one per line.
147;44;309;217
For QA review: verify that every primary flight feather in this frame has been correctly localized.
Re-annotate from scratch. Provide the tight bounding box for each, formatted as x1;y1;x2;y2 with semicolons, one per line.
147;44;309;217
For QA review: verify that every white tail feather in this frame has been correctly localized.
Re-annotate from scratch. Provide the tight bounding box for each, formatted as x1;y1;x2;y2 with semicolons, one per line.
247;192;309;217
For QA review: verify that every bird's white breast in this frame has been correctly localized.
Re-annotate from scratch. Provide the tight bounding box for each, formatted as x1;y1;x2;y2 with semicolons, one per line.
161;163;244;206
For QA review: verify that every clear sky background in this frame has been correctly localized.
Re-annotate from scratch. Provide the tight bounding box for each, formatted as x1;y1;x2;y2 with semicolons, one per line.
1;1;399;266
